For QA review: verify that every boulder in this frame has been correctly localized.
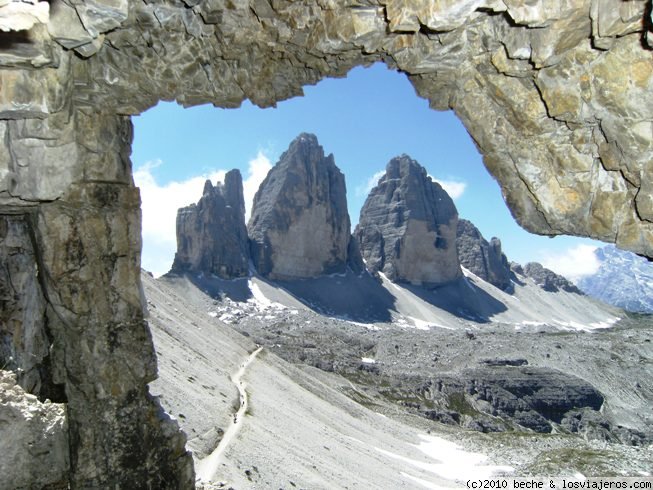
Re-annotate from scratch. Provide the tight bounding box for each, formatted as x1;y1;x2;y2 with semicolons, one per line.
248;133;356;279
171;169;249;279
355;155;461;286
0;370;69;489
457;219;512;291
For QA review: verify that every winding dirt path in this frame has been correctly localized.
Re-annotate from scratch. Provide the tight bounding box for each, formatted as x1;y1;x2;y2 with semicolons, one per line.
195;346;263;483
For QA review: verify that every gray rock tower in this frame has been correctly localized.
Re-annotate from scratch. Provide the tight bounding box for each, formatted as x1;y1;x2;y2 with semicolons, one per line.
355;155;461;286
171;169;249;279
248;133;358;279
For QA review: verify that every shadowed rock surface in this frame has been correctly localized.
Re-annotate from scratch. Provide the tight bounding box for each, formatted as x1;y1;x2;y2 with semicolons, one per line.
249;133;355;279
457;219;512;291
0;113;195;489
356;155;461;286
172;169;249;279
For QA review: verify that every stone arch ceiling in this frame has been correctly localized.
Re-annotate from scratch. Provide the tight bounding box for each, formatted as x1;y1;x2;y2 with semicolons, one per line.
3;0;653;255
0;0;652;488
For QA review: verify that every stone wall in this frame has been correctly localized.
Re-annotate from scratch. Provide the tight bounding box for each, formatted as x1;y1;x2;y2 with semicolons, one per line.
1;0;652;486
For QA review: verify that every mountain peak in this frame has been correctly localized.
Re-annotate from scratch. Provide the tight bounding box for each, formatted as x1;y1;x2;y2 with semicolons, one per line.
248;134;357;279
293;132;319;145
578;245;653;313
355;155;461;286
202;179;214;195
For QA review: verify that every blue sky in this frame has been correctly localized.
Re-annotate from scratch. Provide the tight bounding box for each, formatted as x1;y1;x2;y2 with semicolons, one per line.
132;62;602;278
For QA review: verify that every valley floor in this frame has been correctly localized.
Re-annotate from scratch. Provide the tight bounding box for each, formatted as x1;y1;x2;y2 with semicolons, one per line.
144;272;653;489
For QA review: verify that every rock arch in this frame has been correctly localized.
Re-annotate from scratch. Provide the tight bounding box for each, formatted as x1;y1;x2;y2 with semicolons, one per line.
1;0;651;487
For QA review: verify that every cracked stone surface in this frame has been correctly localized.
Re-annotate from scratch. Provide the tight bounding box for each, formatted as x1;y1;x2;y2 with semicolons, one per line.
1;0;653;487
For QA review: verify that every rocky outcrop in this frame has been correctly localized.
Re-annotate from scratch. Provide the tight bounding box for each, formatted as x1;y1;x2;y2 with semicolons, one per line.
3;0;653;485
356;155;461;286
411;366;606;434
512;262;582;294
0;214;62;402
249;133;356;280
171;170;249;279
457;219;512;291
0;370;69;489
462;366;604;433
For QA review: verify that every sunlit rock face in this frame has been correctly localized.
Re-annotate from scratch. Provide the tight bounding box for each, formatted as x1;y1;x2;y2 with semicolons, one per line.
249;133;354;279
356;155;461;286
2;0;653;486
511;262;583;295
172;170;250;279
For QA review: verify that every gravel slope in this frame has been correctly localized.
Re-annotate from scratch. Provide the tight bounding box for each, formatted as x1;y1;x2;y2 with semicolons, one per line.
144;271;652;487
144;272;512;488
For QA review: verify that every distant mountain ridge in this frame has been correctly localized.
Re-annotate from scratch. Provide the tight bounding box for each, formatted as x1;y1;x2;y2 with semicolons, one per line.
578;245;653;313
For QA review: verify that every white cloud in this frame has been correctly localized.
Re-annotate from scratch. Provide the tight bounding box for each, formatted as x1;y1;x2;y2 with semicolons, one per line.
356;170;385;197
540;244;601;283
243;152;273;221
434;179;466;200
428;175;467;200
134;152;272;277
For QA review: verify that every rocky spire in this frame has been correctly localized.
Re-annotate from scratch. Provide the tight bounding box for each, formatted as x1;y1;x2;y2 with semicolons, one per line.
171;169;249;279
355;155;461;286
456;219;512;291
248;133;359;279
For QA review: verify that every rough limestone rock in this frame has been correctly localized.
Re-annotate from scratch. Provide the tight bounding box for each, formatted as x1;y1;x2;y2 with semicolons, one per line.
457;219;512;291
0;369;69;489
3;0;653;485
172;169;249;279
356;155;461;286
463;366;605;432
0;112;194;488
420;366;605;434
249;133;355;280
0;214;61;402
512;262;582;294
2;0;651;256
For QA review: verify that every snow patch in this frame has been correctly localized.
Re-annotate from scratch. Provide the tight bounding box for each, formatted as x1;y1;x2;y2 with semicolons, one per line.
326;314;376;328
376;434;512;483
401;472;449;490
361;357;376;364
247;280;286;311
395;316;452;331
554;317;619;332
